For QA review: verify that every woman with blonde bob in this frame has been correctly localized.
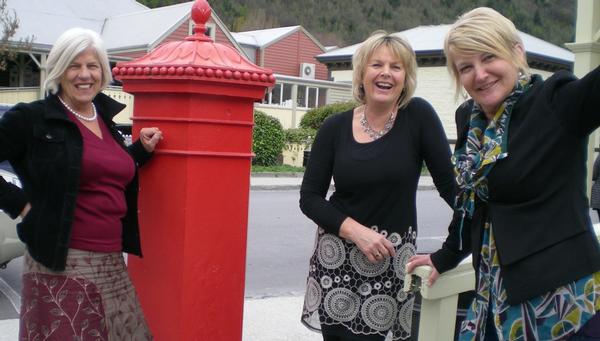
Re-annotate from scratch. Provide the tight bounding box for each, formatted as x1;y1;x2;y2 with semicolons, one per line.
300;30;455;340
0;27;162;340
408;7;600;341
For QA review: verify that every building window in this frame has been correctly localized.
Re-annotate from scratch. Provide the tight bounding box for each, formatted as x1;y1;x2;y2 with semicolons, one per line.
263;82;328;109
297;85;307;107
271;84;282;105
318;87;327;107
282;83;293;107
308;87;317;108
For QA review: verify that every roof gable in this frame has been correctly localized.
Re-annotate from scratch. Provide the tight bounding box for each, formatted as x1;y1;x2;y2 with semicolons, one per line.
8;0;247;59
8;0;148;48
103;2;192;50
232;26;301;48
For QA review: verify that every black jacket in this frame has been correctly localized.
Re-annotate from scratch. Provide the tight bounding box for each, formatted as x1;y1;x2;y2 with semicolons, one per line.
0;92;152;271
431;66;600;305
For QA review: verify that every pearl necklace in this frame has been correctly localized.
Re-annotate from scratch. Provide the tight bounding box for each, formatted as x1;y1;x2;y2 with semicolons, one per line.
360;105;396;140
58;96;97;122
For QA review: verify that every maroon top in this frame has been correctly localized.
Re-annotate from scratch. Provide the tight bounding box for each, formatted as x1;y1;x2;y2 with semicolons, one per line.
67;113;135;252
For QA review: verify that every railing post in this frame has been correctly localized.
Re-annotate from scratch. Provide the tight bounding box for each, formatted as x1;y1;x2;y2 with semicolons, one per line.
404;257;474;341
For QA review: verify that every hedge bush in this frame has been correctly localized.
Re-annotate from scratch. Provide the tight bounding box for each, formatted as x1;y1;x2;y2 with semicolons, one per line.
252;110;285;166
299;101;357;130
284;127;316;147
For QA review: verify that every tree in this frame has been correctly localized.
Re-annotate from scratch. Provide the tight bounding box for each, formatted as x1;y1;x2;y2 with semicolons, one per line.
0;0;32;71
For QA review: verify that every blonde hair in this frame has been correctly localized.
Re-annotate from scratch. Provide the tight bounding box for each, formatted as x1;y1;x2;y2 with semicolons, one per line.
444;7;530;97
352;30;417;109
44;27;112;95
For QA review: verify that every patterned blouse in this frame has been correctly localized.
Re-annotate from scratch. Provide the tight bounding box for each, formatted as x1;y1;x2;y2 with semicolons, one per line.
460;222;600;340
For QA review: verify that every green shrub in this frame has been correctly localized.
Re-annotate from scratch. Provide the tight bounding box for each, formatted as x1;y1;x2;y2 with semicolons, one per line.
284;127;316;147
299;101;357;130
252;164;305;173
252;110;285;166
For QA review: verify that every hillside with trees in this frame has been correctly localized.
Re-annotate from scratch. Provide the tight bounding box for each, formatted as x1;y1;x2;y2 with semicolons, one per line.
138;0;576;48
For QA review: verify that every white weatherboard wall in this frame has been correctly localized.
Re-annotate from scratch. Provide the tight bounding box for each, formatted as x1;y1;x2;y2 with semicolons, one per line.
414;66;461;141
331;69;353;83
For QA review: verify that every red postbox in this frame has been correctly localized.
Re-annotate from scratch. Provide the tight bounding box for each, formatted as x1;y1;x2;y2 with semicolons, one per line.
112;1;275;339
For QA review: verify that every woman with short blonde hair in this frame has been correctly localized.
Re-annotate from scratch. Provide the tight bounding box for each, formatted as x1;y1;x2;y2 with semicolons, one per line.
352;30;417;109
300;30;454;340
408;7;600;341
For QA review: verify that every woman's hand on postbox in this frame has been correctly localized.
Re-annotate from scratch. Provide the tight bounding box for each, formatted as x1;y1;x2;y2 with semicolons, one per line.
140;127;163;153
406;254;440;287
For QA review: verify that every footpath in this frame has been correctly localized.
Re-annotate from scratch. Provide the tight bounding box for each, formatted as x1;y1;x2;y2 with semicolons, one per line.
250;172;435;190
0;174;435;341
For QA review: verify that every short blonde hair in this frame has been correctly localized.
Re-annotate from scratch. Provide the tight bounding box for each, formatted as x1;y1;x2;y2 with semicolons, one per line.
444;7;530;97
44;27;112;95
352;30;417;109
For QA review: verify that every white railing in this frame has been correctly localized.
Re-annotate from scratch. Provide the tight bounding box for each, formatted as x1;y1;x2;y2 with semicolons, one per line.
405;223;600;340
104;86;135;124
0;86;136;124
0;87;39;104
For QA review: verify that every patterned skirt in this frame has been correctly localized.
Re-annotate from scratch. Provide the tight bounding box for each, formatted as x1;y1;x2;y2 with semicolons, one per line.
302;225;417;340
19;249;153;341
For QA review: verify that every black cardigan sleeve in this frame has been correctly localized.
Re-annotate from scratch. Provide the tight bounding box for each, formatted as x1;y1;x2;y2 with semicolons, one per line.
430;210;473;273
430;103;473;273
299;112;349;235
128;139;153;168
549;65;600;136
0;103;30;219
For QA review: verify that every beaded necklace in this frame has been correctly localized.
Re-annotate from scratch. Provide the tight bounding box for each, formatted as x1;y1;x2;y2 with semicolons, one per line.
359;105;396;140
58;96;97;122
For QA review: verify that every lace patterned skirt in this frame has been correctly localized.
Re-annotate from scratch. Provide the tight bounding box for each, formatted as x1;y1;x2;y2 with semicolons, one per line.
302;225;417;340
19;249;152;341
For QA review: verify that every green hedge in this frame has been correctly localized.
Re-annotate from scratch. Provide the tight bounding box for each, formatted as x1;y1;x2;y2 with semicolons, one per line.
284;127;316;146
299;101;357;130
252;110;285;166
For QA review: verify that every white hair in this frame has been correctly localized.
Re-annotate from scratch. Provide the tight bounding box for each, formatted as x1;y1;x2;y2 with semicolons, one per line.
44;27;112;95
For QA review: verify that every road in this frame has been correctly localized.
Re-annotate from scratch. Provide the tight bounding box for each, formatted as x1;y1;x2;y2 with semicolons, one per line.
244;189;453;297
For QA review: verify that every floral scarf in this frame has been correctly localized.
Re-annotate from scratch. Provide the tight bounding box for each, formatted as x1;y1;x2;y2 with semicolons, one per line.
453;78;532;249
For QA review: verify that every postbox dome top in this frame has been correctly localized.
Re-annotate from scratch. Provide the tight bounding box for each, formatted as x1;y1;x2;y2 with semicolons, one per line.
113;0;275;86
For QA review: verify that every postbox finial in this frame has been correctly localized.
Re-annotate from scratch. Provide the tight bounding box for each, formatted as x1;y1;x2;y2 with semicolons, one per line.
187;0;212;42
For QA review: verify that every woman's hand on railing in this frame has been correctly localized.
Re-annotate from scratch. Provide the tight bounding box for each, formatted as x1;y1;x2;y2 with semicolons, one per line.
407;254;440;287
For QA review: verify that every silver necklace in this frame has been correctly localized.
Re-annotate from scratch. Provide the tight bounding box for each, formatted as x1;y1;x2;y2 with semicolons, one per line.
360;105;396;140
58;96;97;122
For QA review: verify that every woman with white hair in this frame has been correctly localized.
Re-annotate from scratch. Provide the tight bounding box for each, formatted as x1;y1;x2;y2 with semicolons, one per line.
408;7;600;341
0;27;161;340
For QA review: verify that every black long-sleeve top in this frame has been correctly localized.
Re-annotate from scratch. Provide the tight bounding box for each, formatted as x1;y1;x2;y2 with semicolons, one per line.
300;97;455;237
